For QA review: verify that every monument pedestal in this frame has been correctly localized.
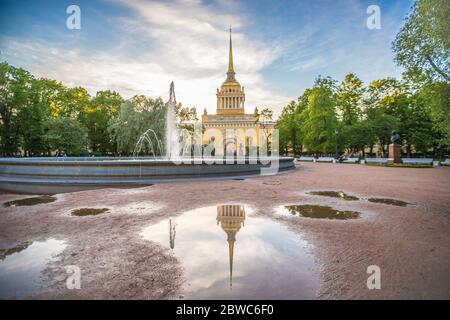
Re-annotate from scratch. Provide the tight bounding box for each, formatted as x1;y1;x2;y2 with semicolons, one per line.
388;143;401;164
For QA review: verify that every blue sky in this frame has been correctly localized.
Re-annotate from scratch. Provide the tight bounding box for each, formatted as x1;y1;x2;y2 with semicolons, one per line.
0;0;414;116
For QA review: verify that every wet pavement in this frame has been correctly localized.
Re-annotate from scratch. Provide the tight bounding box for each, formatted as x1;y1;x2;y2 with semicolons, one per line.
0;239;66;299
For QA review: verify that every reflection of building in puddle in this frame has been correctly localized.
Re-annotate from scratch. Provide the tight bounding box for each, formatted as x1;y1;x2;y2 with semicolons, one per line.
169;219;176;249
216;205;246;289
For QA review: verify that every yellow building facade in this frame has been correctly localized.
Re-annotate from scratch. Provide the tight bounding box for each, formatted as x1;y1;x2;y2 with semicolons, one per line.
201;29;274;156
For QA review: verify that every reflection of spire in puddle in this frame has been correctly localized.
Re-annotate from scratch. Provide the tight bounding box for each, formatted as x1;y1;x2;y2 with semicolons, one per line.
216;205;246;290
169;219;176;249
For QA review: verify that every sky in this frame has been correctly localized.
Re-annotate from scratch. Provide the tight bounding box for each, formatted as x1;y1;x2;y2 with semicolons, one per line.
0;0;414;117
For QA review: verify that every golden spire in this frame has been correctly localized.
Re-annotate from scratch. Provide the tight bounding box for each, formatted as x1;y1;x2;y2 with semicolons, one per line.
228;25;234;73
216;205;246;290
226;26;236;82
228;238;234;290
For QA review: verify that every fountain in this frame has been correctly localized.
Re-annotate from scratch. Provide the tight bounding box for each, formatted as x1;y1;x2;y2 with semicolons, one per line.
165;81;180;159
133;128;164;158
0;82;295;194
132;82;181;159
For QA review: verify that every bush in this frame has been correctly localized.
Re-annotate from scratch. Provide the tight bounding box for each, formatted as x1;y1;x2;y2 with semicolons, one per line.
44;117;88;156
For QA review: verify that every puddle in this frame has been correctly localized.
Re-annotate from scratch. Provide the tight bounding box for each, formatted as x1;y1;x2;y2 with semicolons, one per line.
71;208;109;216
308;191;359;201
141;205;318;299
0;242;30;261
0;239;66;299
276;205;360;220
263;181;281;185
4;196;57;207
368;198;409;207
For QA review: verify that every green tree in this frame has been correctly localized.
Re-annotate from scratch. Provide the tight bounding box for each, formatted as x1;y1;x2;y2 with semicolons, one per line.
62;87;91;119
256;107;274;153
341;120;375;157
175;103;198;134
414;82;450;154
85;90;124;154
0;63;32;156
276;94;309;156
367;111;399;157
301;80;338;154
364;78;405;156
17;78;54;156
337;73;364;125
108;96;166;155
276;101;297;155
392;0;450;82
38;79;67;118
44;117;88;155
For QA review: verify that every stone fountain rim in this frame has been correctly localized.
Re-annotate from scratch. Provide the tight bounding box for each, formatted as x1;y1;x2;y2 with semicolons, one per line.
0;156;294;166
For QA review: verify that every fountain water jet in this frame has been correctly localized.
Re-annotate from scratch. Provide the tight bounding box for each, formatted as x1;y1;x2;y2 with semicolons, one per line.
133;128;164;158
165;82;180;159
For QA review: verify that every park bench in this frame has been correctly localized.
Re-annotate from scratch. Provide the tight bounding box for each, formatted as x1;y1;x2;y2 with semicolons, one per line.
297;156;315;162
342;157;359;164
316;157;335;163
364;158;388;164
440;159;450;166
401;158;433;165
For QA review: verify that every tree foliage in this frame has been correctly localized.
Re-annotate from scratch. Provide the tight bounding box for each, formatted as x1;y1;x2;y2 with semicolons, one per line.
301;80;338;153
392;0;450;82
44;117;88;155
107;97;166;155
276;70;447;157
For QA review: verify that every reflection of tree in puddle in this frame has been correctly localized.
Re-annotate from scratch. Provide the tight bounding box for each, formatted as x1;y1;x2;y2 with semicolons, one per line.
4;196;56;207
0;242;30;261
283;205;360;220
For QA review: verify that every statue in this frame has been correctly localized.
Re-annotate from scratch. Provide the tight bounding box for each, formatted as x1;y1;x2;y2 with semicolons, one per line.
388;130;401;163
169;81;176;104
390;130;400;144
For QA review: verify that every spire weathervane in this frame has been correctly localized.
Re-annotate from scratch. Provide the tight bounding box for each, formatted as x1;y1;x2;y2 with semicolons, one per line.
228;25;234;73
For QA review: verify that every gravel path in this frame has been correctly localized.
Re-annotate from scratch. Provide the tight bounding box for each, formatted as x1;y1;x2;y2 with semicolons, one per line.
1;162;449;299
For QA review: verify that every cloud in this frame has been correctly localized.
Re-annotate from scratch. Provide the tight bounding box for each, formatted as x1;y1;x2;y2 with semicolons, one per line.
1;0;409;118
1;0;293;117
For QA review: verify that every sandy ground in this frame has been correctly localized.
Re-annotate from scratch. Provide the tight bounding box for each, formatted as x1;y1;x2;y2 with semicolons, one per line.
0;162;449;300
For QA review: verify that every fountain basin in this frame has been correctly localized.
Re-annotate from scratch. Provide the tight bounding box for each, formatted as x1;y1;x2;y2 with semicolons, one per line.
0;157;295;194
